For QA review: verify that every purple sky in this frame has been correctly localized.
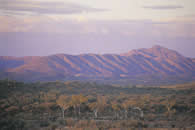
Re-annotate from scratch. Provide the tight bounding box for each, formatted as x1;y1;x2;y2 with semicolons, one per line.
0;31;194;58
0;0;195;58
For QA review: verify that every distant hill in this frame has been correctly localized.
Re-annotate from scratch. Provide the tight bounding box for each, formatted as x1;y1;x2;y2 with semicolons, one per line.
0;45;195;83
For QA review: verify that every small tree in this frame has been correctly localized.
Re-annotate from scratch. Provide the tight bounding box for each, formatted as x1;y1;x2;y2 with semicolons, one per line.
111;101;121;120
122;99;144;119
162;97;176;118
56;95;70;119
77;94;88;117
122;100;132;119
89;102;98;118
70;94;88;118
89;96;107;119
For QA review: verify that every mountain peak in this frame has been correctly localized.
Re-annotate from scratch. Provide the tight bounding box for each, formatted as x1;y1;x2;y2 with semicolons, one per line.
120;45;167;57
0;46;194;81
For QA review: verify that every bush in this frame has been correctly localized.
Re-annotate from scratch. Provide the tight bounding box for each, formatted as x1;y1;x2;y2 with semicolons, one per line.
65;118;76;127
0;119;25;130
75;120;89;128
40;120;50;127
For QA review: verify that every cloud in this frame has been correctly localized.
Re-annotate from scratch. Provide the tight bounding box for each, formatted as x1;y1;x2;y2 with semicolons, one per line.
1;15;195;40
0;0;105;16
143;5;184;10
0;16;195;57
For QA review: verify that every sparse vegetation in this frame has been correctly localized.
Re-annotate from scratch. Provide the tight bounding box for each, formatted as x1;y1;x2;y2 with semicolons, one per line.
0;79;195;129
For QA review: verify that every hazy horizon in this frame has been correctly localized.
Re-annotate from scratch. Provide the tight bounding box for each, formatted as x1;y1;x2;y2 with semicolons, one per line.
0;43;194;58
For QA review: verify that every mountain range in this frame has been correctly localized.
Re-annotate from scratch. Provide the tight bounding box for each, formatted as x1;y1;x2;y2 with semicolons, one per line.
0;45;195;83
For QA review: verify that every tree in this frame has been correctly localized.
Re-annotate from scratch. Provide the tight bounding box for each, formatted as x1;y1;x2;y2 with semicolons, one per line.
89;96;107;119
77;94;88;117
136;95;150;118
162;97;176;118
89;102;98;118
111;101;121;120
122;100;131;119
70;94;88;118
56;95;70;119
122;98;144;119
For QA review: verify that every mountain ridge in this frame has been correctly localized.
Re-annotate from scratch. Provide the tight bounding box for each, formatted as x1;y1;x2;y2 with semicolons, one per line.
0;45;194;82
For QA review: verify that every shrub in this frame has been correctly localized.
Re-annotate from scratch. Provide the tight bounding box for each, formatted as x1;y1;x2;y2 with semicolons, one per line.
40;120;50;127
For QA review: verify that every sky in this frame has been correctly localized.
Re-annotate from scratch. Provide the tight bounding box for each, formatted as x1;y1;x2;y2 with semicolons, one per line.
0;0;195;57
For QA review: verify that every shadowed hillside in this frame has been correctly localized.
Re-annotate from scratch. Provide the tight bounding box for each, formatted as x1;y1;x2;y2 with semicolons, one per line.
0;45;194;82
